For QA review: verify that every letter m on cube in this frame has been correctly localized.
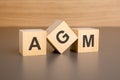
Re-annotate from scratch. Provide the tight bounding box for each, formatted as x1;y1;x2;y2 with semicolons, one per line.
71;28;99;53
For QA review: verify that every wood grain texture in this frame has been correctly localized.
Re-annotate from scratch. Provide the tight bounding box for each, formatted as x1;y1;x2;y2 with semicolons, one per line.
47;20;77;53
0;0;120;27
71;28;99;53
19;29;47;56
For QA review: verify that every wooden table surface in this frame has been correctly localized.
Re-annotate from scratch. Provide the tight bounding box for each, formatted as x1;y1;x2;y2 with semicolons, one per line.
0;0;120;27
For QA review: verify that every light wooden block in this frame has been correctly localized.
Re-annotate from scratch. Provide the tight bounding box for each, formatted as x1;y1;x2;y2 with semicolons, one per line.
19;29;47;56
47;20;77;54
71;28;99;53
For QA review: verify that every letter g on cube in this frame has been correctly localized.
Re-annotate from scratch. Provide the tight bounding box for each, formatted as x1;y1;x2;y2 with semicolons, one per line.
47;20;77;54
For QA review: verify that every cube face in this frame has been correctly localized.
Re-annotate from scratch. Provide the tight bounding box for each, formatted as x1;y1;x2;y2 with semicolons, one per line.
71;28;99;53
19;29;47;56
47;20;77;54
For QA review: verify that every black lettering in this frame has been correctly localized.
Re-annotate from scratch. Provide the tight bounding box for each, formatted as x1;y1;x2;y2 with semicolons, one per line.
29;37;41;50
83;35;94;47
56;30;69;43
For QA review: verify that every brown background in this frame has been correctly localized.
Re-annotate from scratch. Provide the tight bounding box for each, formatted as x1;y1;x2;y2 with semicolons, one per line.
0;0;120;27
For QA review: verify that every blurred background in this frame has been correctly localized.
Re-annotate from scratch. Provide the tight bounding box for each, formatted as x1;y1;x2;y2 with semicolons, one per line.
0;0;120;80
0;0;120;27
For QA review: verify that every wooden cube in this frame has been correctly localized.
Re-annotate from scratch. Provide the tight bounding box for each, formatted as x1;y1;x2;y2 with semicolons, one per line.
71;28;99;53
19;29;47;56
47;20;77;54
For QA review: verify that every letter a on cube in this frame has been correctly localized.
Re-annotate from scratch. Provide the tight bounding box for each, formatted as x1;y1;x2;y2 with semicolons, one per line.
19;29;47;56
47;20;77;54
71;28;99;53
